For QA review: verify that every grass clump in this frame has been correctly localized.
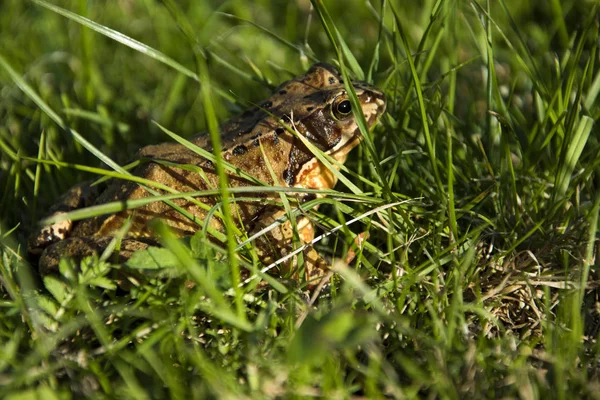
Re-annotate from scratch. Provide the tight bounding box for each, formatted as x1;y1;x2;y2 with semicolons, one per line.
1;0;599;398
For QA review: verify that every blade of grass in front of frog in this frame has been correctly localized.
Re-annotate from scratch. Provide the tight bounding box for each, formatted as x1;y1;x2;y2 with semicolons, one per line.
191;210;289;294
20;156;181;194
240;200;403;287
310;1;392;197
257;139;308;271
236;194;385;252
153;121;267;187
286;121;362;195
303;198;394;262
151;159;215;192
93;159;141;185
40;185;361;225
99;218;133;265
21;154;222;233
149;220;252;332
229;92;383;195
38;187;317;235
249;101;385;194
197;55;247;323
234;200;306;252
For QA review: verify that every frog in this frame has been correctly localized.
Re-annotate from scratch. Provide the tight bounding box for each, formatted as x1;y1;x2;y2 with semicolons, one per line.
28;63;386;285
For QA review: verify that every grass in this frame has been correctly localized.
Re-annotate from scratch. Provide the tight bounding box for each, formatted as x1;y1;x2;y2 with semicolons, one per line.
1;0;599;398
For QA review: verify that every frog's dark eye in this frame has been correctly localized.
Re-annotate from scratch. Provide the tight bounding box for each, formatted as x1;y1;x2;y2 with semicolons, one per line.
337;100;351;114
333;99;352;120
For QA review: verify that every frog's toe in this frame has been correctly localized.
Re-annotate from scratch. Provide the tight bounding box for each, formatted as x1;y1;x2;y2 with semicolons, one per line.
28;214;74;256
38;237;104;275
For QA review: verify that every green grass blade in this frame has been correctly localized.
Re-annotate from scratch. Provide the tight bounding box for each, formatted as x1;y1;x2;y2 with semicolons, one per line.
553;116;594;201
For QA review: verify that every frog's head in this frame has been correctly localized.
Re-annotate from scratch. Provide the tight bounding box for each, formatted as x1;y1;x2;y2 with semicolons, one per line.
273;63;386;155
256;63;387;186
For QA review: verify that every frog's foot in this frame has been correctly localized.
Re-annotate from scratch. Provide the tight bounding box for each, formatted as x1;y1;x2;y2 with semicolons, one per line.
28;181;101;256
251;208;331;288
38;236;153;275
301;244;331;289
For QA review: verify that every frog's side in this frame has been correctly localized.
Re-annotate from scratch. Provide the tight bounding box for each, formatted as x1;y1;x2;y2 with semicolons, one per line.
29;63;386;283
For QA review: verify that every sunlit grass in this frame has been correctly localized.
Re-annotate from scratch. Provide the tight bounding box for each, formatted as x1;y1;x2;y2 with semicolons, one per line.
0;0;599;398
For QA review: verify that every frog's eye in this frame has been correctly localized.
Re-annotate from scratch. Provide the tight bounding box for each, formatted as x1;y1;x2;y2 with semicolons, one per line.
332;99;353;120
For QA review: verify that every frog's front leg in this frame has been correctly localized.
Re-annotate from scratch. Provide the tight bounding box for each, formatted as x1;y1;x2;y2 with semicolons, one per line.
250;208;329;286
28;181;101;258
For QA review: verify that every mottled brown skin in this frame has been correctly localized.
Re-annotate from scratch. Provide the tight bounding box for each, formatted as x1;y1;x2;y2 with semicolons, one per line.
29;63;386;283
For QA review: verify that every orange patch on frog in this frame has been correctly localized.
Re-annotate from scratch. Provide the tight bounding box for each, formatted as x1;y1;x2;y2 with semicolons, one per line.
297;218;315;243
293;135;361;194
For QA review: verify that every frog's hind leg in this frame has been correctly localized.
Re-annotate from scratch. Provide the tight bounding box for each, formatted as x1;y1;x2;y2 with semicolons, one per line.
251;208;329;287
28;181;102;257
38;236;153;275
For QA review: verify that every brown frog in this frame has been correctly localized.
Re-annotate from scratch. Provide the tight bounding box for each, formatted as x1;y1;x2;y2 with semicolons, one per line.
28;63;386;284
